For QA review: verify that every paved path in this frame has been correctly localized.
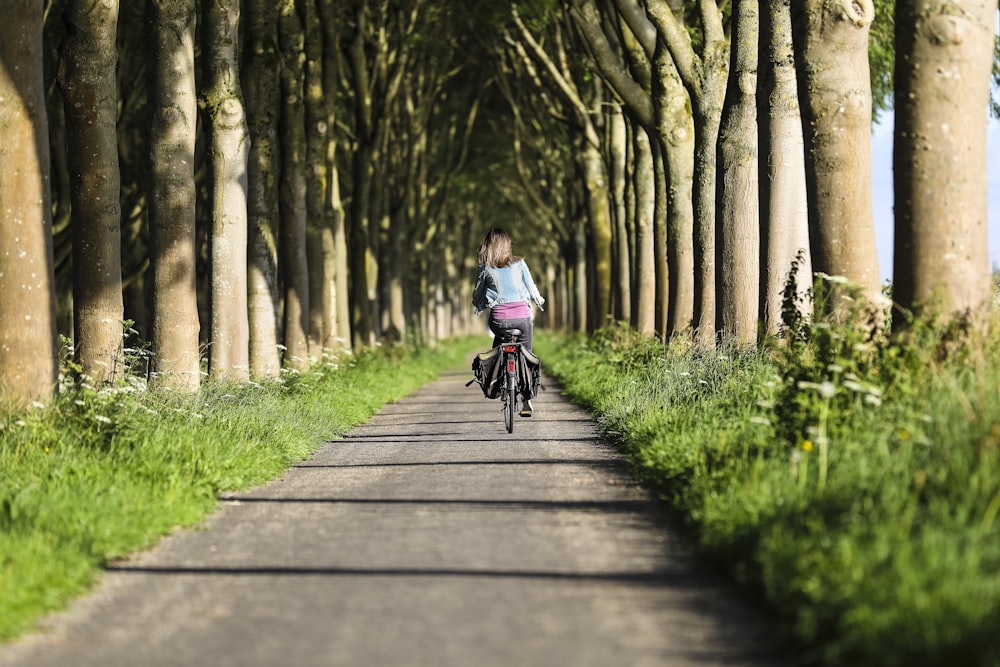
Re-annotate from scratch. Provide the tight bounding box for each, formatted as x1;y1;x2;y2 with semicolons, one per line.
0;365;789;667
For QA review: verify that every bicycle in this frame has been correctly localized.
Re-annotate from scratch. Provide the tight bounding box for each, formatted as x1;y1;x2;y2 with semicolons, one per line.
467;327;540;434
498;328;524;433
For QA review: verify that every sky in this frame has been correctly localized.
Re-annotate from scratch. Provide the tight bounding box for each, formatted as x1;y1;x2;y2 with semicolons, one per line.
870;112;1000;283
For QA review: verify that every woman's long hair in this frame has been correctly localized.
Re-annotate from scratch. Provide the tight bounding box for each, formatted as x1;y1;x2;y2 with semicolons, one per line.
477;227;522;267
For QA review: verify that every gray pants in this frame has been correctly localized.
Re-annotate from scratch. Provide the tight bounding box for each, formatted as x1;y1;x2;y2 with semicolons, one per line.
489;315;533;353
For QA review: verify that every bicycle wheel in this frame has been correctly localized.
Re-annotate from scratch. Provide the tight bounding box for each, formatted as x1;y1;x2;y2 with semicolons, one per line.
504;360;516;433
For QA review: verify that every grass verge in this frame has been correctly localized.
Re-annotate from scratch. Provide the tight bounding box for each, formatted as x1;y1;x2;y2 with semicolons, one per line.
0;337;480;641
535;316;1000;667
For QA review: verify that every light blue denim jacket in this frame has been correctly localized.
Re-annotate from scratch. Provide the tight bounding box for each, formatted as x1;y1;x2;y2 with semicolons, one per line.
472;259;545;315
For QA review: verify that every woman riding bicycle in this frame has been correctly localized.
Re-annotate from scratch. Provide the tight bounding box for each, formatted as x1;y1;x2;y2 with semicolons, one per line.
472;228;545;416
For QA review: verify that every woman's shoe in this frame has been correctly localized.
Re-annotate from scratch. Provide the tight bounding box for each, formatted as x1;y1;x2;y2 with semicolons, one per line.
519;400;533;417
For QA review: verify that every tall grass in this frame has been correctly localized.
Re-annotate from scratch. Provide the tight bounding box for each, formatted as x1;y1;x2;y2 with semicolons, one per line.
0;338;481;641
536;297;1000;666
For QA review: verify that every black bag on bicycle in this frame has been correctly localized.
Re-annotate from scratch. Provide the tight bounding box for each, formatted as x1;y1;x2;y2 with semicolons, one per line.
518;348;542;399
471;347;504;399
471;347;542;400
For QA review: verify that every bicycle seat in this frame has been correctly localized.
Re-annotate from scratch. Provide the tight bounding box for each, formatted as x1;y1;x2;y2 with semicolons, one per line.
505;328;522;342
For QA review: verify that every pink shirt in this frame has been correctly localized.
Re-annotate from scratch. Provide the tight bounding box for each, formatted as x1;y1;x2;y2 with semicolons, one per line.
491;301;531;319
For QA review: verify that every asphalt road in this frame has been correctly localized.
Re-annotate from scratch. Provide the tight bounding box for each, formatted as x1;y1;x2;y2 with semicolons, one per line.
0;365;790;667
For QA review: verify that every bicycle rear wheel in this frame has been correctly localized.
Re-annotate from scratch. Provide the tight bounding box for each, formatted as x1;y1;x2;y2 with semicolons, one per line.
504;361;516;433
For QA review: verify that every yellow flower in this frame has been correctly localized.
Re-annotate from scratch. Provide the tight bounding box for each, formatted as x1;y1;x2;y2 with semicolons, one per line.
801;440;814;452
899;429;910;441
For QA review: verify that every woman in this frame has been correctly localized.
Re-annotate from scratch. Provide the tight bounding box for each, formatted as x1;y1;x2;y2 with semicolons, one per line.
472;228;545;416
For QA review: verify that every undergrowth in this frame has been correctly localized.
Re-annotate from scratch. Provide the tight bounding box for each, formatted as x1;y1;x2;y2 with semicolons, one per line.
0;337;480;641
536;278;1000;667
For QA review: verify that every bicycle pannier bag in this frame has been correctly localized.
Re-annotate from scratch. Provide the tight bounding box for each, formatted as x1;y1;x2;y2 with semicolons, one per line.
472;348;504;399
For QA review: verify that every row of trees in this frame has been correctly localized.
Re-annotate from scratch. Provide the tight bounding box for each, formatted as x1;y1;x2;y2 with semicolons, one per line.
1;0;997;406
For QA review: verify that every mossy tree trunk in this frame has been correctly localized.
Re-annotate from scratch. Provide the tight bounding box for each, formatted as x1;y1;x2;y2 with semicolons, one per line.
243;0;282;378
147;0;201;392
717;0;760;347
202;0;250;381
58;0;124;384
278;0;310;372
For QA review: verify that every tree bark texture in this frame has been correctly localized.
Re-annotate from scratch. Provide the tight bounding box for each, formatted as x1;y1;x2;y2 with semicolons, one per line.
147;0;201;391
278;0;310;371
203;0;250;381
633;124;658;335
301;0;333;358
653;43;696;336
792;0;881;309
717;0;760;347
892;0;995;324
760;0;812;334
243;0;282;378
59;0;125;384
0;0;59;405
607;105;632;325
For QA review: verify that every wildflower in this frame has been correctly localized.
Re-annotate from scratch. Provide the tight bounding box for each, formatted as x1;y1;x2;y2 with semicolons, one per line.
899;429;910;441
801;439;814;452
94;415;112;424
798;380;836;399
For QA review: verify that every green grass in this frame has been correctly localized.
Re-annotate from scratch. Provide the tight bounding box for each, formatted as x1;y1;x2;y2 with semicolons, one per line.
0;338;481;641
535;317;1000;667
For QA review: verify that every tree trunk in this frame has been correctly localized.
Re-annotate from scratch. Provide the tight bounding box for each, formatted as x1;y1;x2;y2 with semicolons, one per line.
278;0;310;372
760;0;811;334
607;105;632;325
644;0;729;346
793;0;881;310
573;221;588;332
652;140;671;339
203;0;250;381
59;0;124;385
316;1;352;351
892;0;995;325
581;139;613;330
653;43;696;336
0;0;59;405
717;0;760;347
634;124;657;335
147;0;201;391
243;0;282;378
301;0;332;359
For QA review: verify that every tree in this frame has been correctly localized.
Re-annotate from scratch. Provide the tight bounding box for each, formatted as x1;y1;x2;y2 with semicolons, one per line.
891;0;996;325
147;0;201;391
508;7;613;330
0;0;59;405
278;0;310;371
644;0;730;346
568;0;697;339
716;0;759;346
760;0;811;335
203;0;250;381
792;0;881;311
243;0;282;378
58;0;125;384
